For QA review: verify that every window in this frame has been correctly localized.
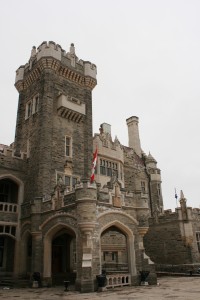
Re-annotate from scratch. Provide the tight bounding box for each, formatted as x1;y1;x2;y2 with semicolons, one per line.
65;176;70;188
196;232;200;252
0;181;9;202
33;95;39;113
25;100;32;119
27;139;30;158
65;136;72;157
100;159;118;177
157;183;161;196
141;181;146;194
25;94;39;119
72;177;77;188
64;175;78;191
56;172;78;192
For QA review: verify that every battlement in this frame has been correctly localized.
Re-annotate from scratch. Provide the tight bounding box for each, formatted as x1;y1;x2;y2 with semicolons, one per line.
0;144;27;160
15;41;97;86
36;41;62;61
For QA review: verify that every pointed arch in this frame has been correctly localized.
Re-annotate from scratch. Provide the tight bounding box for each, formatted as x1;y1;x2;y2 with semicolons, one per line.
99;218;137;277
0;173;24;205
43;222;76;279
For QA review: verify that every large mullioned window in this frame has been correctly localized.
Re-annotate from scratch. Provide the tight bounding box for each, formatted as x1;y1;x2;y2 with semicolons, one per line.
100;159;118;178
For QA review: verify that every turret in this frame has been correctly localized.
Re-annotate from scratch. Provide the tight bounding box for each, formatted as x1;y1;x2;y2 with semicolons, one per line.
126;116;142;157
145;152;164;215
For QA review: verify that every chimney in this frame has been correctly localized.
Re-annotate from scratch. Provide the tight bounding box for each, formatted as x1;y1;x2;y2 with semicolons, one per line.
126;116;142;156
100;123;111;135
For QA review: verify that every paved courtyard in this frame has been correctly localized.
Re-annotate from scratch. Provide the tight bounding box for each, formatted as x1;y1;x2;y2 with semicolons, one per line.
0;276;200;299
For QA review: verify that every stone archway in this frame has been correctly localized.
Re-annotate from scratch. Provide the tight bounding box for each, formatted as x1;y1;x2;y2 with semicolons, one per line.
101;225;128;273
0;175;24;277
99;219;137;279
43;223;76;285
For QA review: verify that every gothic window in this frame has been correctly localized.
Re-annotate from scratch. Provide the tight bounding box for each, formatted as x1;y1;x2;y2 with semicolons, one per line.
65;136;72;157
196;232;200;252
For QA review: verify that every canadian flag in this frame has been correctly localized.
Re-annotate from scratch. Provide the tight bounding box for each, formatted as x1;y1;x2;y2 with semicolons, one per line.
90;148;98;183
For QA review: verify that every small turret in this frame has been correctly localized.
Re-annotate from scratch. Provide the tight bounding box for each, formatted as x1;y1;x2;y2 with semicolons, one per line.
126;116;142;157
145;152;157;168
179;190;188;220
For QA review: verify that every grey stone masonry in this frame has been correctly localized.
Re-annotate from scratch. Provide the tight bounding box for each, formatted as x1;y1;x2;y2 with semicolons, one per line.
14;42;97;203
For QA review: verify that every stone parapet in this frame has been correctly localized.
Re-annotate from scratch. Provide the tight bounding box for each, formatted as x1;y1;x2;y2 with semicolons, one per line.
15;41;97;91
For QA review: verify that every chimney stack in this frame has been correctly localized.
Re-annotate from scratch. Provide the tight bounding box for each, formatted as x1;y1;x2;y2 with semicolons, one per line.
126;116;142;157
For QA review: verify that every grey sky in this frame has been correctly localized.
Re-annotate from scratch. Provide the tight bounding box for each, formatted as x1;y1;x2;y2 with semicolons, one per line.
0;0;199;210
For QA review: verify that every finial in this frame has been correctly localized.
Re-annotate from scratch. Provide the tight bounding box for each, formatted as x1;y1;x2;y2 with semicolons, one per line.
70;43;75;55
31;46;36;58
180;190;185;199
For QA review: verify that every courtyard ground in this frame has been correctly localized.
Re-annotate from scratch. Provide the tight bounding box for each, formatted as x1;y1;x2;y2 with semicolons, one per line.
0;276;200;299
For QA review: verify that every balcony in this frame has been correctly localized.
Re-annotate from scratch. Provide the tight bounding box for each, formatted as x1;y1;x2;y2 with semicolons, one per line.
0;202;18;213
57;94;85;123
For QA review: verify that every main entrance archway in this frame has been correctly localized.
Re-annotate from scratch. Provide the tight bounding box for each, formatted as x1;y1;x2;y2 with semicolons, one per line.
52;232;74;274
43;224;76;284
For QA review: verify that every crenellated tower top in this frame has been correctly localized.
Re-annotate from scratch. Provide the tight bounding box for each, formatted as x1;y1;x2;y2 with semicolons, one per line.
15;41;97;92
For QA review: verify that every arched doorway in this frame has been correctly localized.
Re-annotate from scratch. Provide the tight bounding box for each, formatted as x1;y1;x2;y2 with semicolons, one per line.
101;226;128;273
0;235;15;273
52;232;75;274
43;224;76;285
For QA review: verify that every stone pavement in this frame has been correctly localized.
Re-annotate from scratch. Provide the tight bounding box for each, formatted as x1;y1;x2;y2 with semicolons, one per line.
1;276;200;300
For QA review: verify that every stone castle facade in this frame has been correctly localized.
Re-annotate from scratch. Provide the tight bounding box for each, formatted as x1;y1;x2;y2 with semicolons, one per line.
1;41;198;292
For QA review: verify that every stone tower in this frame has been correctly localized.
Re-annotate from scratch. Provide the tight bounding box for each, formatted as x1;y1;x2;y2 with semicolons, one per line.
14;41;97;203
145;152;163;216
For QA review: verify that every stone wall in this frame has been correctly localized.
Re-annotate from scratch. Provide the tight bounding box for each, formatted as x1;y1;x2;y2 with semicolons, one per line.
144;220;192;264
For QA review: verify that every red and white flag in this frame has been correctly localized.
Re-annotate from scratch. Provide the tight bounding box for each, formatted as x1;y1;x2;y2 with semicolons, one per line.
90;148;98;183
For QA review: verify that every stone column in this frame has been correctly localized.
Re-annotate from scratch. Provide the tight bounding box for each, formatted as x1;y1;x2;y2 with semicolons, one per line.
13;240;21;277
75;180;97;292
30;197;43;275
31;232;43;274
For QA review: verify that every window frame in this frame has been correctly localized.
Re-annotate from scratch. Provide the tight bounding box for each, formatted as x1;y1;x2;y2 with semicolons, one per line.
65;136;72;157
25;94;39;120
196;232;200;252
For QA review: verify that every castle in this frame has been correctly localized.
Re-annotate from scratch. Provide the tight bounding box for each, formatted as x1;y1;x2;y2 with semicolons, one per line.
0;41;199;292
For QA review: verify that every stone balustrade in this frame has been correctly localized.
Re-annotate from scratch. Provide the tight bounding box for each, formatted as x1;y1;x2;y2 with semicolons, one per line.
0;202;18;213
106;273;131;288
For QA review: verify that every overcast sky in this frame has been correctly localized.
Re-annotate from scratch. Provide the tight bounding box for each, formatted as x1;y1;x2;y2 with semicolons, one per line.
0;0;200;210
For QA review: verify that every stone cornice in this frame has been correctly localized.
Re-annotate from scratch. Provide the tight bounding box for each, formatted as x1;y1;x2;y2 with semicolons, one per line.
15;57;97;92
